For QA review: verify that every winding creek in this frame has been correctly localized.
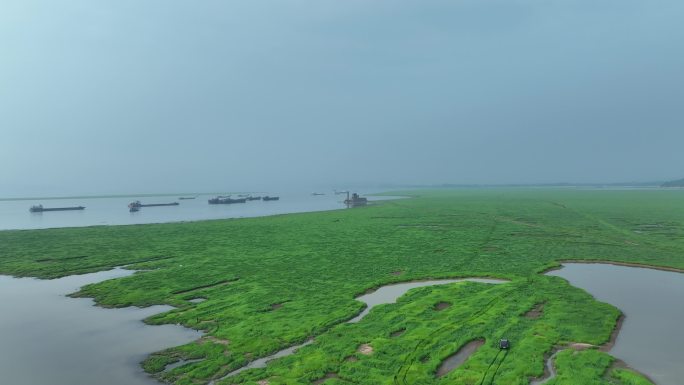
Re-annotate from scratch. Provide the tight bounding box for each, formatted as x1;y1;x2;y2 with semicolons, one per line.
543;263;684;385
0;268;203;385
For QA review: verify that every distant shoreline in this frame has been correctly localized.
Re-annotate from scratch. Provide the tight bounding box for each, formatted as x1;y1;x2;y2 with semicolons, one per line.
4;183;681;201
0;192;251;202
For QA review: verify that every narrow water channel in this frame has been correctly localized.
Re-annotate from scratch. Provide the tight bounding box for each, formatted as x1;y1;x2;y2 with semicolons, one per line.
0;268;203;385
547;263;684;385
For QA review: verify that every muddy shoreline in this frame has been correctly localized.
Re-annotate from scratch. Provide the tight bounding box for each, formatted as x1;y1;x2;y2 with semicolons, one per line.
600;314;624;352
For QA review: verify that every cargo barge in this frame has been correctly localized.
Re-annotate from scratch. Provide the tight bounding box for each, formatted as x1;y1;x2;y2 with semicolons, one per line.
208;196;247;204
128;201;180;209
29;205;85;213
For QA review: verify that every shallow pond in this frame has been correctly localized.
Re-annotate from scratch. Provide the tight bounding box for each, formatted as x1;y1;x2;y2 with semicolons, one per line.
436;339;485;377
0;268;202;385
547;263;684;385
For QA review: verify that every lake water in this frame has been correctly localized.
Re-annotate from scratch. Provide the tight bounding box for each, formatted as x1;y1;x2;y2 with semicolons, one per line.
0;191;398;230
0;268;203;385
547;263;684;385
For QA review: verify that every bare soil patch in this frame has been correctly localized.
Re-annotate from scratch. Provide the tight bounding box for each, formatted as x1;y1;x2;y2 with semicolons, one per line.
312;372;339;385
200;336;230;346
357;344;373;355
524;303;545;319
569;343;594;351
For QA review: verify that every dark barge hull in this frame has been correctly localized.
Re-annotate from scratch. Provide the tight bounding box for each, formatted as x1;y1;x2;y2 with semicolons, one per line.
128;201;180;208
138;203;180;207
208;198;247;204
30;206;85;213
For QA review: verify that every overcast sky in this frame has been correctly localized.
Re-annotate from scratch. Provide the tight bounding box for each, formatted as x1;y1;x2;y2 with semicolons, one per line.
1;0;683;196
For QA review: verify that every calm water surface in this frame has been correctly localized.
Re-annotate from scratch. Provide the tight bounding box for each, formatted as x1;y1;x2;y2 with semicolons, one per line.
0;192;399;230
0;268;203;385
548;263;684;385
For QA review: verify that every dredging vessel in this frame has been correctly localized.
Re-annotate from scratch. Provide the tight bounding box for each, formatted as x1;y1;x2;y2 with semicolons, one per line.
344;192;368;207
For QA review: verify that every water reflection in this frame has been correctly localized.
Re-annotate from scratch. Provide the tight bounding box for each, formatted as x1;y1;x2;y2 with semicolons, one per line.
0;268;202;385
547;263;684;385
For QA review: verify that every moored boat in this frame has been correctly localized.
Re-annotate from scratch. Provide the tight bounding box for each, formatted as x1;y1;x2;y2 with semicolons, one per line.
262;196;280;201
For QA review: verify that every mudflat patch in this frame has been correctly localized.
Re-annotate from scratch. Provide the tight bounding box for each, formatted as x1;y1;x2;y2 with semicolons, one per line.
312;372;339;384
524;303;544;319
358;344;373;355
200;336;230;346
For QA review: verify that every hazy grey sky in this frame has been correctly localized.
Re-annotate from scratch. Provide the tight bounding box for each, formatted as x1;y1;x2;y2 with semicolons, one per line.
1;0;683;196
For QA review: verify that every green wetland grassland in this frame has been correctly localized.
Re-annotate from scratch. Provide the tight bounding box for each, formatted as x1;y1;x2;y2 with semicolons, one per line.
1;189;682;385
